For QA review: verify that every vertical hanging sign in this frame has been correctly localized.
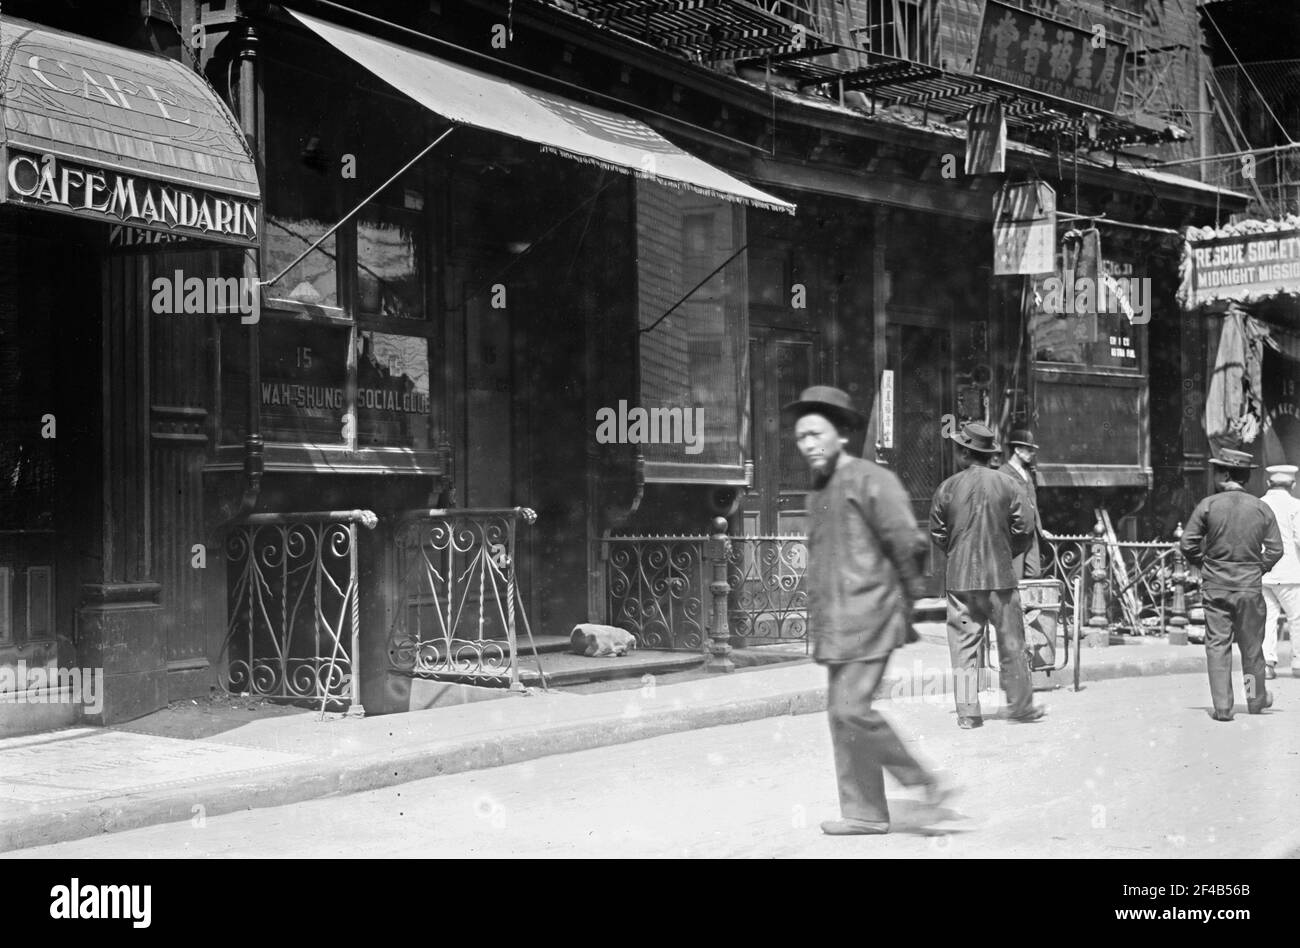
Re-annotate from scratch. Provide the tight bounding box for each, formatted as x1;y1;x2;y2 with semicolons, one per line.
880;370;895;448
993;181;1056;275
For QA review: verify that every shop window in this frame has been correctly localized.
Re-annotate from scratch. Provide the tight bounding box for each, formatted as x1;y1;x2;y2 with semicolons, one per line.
635;182;746;478
221;52;441;462
1027;267;1145;373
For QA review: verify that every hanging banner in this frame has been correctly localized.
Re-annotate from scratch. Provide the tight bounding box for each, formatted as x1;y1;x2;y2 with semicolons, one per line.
973;0;1127;113
965;101;1006;175
993;181;1056;275
1262;343;1300;466
1180;226;1300;307
880;370;894;448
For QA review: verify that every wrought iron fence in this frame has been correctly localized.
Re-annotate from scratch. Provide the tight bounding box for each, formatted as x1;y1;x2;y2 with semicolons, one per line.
386;507;537;688
1039;533;1201;634
603;535;708;651
727;536;809;647
225;510;378;710
602;533;811;650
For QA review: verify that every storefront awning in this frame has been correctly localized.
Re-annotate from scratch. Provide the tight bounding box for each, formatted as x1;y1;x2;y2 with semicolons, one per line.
0;15;260;246
288;8;795;215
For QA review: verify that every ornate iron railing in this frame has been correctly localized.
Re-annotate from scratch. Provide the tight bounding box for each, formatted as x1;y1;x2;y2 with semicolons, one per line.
1039;533;1201;634
603;535;708;651
225;510;378;711
386;507;537;688
727;536;809;647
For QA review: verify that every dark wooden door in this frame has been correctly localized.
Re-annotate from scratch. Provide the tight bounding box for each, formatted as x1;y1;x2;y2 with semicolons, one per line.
742;327;821;537
886;315;953;597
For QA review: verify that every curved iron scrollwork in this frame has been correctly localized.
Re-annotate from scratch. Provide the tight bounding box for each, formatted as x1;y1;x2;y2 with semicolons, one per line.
387;507;536;687
225;513;372;708
726;537;809;645
604;537;706;651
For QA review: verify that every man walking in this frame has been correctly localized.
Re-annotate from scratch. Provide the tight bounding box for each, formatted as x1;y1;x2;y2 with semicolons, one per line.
1260;464;1300;680
1001;429;1045;579
786;386;953;836
1180;449;1284;720
931;422;1044;728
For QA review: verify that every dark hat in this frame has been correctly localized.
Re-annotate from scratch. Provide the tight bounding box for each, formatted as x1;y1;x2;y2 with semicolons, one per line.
1008;429;1039;449
1208;448;1257;470
950;421;1000;454
782;385;865;430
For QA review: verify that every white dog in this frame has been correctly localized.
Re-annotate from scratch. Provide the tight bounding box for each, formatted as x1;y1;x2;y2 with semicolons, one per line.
570;623;638;657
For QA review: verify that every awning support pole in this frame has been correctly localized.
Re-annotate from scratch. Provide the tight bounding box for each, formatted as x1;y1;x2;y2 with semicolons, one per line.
261;126;456;289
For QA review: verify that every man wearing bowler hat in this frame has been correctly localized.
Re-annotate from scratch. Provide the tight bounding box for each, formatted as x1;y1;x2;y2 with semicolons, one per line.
1260;464;1300;680
1001;429;1045;579
785;385;954;836
1180;449;1283;720
930;422;1043;728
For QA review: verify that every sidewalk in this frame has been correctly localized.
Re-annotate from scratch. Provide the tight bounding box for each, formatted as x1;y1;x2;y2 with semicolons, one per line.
0;626;1284;854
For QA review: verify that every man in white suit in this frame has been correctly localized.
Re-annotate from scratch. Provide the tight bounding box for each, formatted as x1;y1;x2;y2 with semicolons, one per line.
1261;464;1300;679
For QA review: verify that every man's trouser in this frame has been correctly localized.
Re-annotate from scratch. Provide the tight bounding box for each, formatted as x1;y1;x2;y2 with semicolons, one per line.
1262;582;1300;669
1203;586;1269;714
826;656;931;824
945;588;1033;719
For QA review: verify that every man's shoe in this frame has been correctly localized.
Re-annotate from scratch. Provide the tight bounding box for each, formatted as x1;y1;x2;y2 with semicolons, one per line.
820;819;890;836
1209;709;1234;721
1266;664;1277;681
1008;706;1047;723
957;715;983;729
921;774;960;809
1248;692;1274;714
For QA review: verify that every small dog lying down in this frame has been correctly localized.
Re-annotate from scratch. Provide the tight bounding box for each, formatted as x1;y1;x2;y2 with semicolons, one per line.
570;623;638;657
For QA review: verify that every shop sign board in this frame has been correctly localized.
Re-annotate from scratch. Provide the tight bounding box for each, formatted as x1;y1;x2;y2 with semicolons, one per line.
3;149;258;247
974;0;1127;113
1183;228;1300;307
993;181;1056;275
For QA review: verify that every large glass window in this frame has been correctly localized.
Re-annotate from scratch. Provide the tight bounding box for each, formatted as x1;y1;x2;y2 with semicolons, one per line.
222;50;440;462
635;181;746;477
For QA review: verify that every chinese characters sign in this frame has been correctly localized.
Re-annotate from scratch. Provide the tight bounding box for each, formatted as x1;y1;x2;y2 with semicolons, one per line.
974;0;1127;113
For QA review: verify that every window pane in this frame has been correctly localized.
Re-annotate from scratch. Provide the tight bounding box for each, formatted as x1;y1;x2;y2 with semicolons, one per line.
356;331;434;450
358;205;424;319
263;58;341;308
636;182;743;470
224;320;350;445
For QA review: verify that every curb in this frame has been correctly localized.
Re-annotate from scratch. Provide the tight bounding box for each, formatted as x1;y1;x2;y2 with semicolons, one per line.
0;654;1213;853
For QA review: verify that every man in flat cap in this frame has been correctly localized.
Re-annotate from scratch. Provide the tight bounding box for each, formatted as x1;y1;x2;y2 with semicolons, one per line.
930;422;1044;728
786;385;954;836
1261;463;1300;679
1180;449;1284;719
1001;429;1045;579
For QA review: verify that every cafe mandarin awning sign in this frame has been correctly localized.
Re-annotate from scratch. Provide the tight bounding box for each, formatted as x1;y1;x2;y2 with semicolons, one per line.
287;8;795;215
0;15;260;247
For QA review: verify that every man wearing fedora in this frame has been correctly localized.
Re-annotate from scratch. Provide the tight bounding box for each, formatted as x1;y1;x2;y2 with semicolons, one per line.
1180;449;1283;720
1001;429;1045;579
1260;464;1300;679
785;385;954;836
930;422;1044;728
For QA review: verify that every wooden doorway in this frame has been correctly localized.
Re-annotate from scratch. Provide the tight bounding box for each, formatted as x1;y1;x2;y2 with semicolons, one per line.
886;309;953;596
742;326;822;537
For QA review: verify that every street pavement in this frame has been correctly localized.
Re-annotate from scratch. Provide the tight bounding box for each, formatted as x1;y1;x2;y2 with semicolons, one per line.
9;673;1298;859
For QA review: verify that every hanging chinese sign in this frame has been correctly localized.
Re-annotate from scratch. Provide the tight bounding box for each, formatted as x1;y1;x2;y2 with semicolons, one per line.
993;181;1055;275
973;0;1128;114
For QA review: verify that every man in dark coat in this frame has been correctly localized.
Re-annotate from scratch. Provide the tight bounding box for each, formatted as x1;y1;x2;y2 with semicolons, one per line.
787;386;955;836
930;422;1044;728
1180;449;1283;720
1001;429;1045;579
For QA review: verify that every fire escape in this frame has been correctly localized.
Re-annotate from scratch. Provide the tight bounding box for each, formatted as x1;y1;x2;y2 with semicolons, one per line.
543;0;1198;153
